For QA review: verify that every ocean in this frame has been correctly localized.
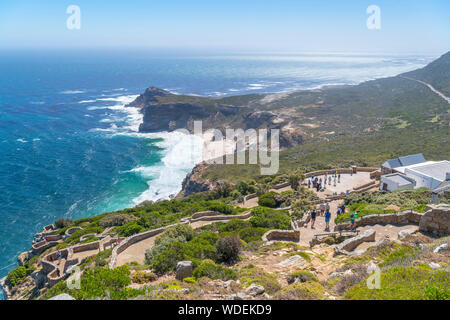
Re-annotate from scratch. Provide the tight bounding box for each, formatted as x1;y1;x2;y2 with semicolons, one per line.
0;49;435;297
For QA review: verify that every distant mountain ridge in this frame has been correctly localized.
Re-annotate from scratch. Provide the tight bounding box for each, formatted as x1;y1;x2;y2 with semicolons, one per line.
402;51;450;97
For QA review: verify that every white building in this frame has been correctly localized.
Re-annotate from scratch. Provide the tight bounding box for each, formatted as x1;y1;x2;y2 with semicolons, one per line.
380;154;450;192
380;173;416;191
394;160;450;190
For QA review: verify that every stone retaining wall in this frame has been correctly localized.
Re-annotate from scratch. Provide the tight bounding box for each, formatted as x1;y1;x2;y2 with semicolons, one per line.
32;234;64;255
334;229;376;255
334;210;423;231
272;182;290;190
244;193;258;201
355;167;379;172
262;229;300;242
353;180;376;190
65;227;82;237
189;211;253;223
189;211;221;220
419;204;450;236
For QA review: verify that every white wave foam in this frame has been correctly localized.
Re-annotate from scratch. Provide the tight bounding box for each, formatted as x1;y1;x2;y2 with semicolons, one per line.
17;138;28;143
61;90;86;94
79;100;96;104
127;131;204;204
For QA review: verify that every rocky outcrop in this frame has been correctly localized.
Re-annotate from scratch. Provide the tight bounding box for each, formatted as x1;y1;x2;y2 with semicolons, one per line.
179;162;214;197
398;228;417;240
245;284;265;297
419;204;450;236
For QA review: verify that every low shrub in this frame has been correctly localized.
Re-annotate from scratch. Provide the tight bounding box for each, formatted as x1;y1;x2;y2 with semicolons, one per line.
6;266;34;288
54;217;73;229
132;271;155;284
183;277;196;284
250;207;291;230
274;282;326;300
258;192;279;208
287;270;318;284
99;214;136;228
345;266;450;300
215;236;241;263
193;259;237;280
115;221;144;237
238;265;281;294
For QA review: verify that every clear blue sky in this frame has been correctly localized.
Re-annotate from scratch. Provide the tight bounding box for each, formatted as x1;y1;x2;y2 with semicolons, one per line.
0;0;448;54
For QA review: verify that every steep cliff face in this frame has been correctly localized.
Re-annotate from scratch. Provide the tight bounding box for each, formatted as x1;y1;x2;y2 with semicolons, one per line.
178;162;214;197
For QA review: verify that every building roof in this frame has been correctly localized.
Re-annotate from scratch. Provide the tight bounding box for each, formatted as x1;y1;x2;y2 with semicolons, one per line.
382;153;426;169
433;180;450;194
395;161;438;173
407;160;450;182
382;173;415;186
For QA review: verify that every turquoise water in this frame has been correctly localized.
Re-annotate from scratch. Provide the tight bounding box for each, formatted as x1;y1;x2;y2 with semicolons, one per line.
0;50;433;298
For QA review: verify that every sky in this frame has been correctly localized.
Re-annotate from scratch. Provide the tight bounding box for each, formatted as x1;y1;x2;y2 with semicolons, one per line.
0;0;449;54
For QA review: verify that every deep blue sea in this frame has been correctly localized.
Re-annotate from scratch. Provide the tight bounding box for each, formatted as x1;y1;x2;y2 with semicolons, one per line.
0;50;435;298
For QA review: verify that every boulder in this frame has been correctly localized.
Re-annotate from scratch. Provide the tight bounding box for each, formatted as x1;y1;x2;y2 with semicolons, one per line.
428;262;441;270
245;284;265;297
230;292;247;300
398;228;417;240
433;243;449;253
278;255;308;267
176;261;193;281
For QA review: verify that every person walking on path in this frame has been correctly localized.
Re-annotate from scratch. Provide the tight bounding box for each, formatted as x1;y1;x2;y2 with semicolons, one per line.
328;176;332;185
338;173;341;183
310;210;317;229
350;211;359;230
308;179;311;188
325;210;331;231
57;250;62;265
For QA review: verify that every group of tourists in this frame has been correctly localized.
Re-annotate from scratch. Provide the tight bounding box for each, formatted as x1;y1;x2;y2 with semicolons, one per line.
308;176;324;192
307;171;342;191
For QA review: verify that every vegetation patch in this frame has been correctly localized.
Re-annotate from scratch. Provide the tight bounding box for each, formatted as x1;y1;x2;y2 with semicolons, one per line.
345;266;450;300
274;281;326;300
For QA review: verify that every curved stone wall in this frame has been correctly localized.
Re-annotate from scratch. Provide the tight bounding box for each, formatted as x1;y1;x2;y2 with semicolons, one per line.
334;210;423;231
262;229;300;242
